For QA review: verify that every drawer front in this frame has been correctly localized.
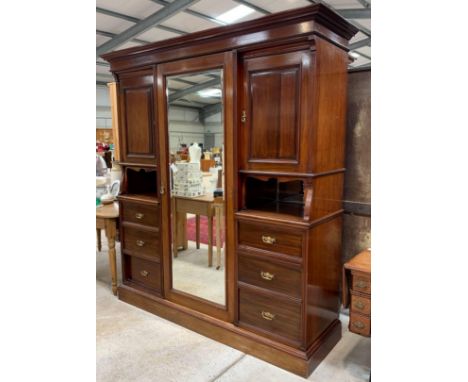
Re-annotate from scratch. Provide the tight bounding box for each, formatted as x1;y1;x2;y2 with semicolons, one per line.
349;312;370;336
124;255;161;291
239;288;302;344
121;201;160;227
122;225;160;259
350;293;371;315
238;255;302;298
238;221;303;257
352;273;371;294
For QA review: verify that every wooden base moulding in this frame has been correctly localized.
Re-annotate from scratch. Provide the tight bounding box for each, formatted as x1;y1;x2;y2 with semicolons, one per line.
118;285;342;377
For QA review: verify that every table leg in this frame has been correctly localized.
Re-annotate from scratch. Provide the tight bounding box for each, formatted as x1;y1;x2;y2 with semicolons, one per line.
96;228;102;252
105;220;117;296
208;215;213;267
181;212;188;250
196;215;200;249
215;206;221;270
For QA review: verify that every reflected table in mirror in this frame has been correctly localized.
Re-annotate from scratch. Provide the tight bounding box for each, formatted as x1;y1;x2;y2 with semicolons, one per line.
171;195;224;269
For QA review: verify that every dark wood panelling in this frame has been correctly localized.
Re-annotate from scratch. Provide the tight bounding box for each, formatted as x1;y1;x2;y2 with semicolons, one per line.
238;254;302;298
240;50;311;172
309;37;349;174
123;255;162;292
238;221;303;257
248;68;299;161
121;225;160;259
120;200;160;227
239;287;302;345
118;69;158;165
305;217;342;348
102;3;357;378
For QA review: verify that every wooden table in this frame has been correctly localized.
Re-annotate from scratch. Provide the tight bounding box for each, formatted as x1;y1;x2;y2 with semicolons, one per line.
96;202;119;295
172;195;224;269
343;249;371;336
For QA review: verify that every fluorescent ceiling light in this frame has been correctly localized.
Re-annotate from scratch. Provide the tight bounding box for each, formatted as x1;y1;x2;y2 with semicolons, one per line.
216;4;255;24
198;88;222;98
349;51;361;59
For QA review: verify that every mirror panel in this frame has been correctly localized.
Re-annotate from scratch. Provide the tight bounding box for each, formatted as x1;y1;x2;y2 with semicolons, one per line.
167;69;225;306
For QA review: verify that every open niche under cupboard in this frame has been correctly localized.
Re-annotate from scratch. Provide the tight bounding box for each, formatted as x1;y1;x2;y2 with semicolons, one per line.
102;3;357;377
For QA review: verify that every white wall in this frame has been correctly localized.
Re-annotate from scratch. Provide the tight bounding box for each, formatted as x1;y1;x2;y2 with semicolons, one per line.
96;85;112;129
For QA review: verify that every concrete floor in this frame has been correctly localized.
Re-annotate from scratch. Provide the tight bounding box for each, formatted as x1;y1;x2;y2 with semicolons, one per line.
96;236;370;382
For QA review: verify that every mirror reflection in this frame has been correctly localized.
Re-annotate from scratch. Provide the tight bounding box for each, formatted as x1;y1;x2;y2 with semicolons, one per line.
167;69;226;306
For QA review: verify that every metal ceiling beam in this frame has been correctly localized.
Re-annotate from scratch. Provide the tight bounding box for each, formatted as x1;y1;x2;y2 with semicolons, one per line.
97;0;200;57
199;103;222;123
96;29;149;45
349;37;371;50
356;0;371;9
150;0;226;25
349;62;371;71
169;78;220;102
334;8;370;19
238;1;370;20
233;0;268;15
356;51;371;60
306;0;371;37
96;7;186;35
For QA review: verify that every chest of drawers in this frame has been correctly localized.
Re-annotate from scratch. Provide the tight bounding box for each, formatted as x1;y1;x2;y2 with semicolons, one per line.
343;250;371;337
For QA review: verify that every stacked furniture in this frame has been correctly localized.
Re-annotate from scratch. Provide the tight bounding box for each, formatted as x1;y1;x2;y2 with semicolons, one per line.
343;249;371;336
102;4;357;377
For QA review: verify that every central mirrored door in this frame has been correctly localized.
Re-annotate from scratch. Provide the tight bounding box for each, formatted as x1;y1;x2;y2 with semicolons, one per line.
166;68;226;306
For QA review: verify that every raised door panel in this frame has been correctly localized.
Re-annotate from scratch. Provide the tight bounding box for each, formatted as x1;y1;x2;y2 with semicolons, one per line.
240;51;313;172
119;69;157;165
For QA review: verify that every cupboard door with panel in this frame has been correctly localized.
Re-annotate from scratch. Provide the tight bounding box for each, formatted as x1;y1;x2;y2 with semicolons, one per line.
240;50;314;173
118;68;158;165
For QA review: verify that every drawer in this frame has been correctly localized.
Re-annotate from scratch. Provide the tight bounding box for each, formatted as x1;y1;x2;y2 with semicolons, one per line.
238;221;302;257
239;288;302;344
238;255;302;298
121;200;160;227
350;292;371;315
352;273;371;294
349;312;370;336
124;255;161;292
122;225;160;259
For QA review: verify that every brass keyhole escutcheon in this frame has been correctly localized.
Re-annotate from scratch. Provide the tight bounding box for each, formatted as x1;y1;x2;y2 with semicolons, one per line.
136;240;145;247
241;110;246;123
140;270;149;277
135;213;144;220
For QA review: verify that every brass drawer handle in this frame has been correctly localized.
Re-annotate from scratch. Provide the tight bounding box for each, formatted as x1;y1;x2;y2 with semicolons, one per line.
260;271;275;281
261;311;276;321
352;321;365;329
262;235;276;245
136;240;145;247
354;300;365;310
135;213;144;220
140;270;149;277
356;280;368;289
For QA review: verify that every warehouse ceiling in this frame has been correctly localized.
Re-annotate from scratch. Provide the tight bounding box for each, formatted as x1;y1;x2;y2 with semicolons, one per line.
96;0;371;109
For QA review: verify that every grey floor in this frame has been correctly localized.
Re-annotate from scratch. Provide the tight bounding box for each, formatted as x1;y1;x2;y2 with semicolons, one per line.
96;235;370;382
